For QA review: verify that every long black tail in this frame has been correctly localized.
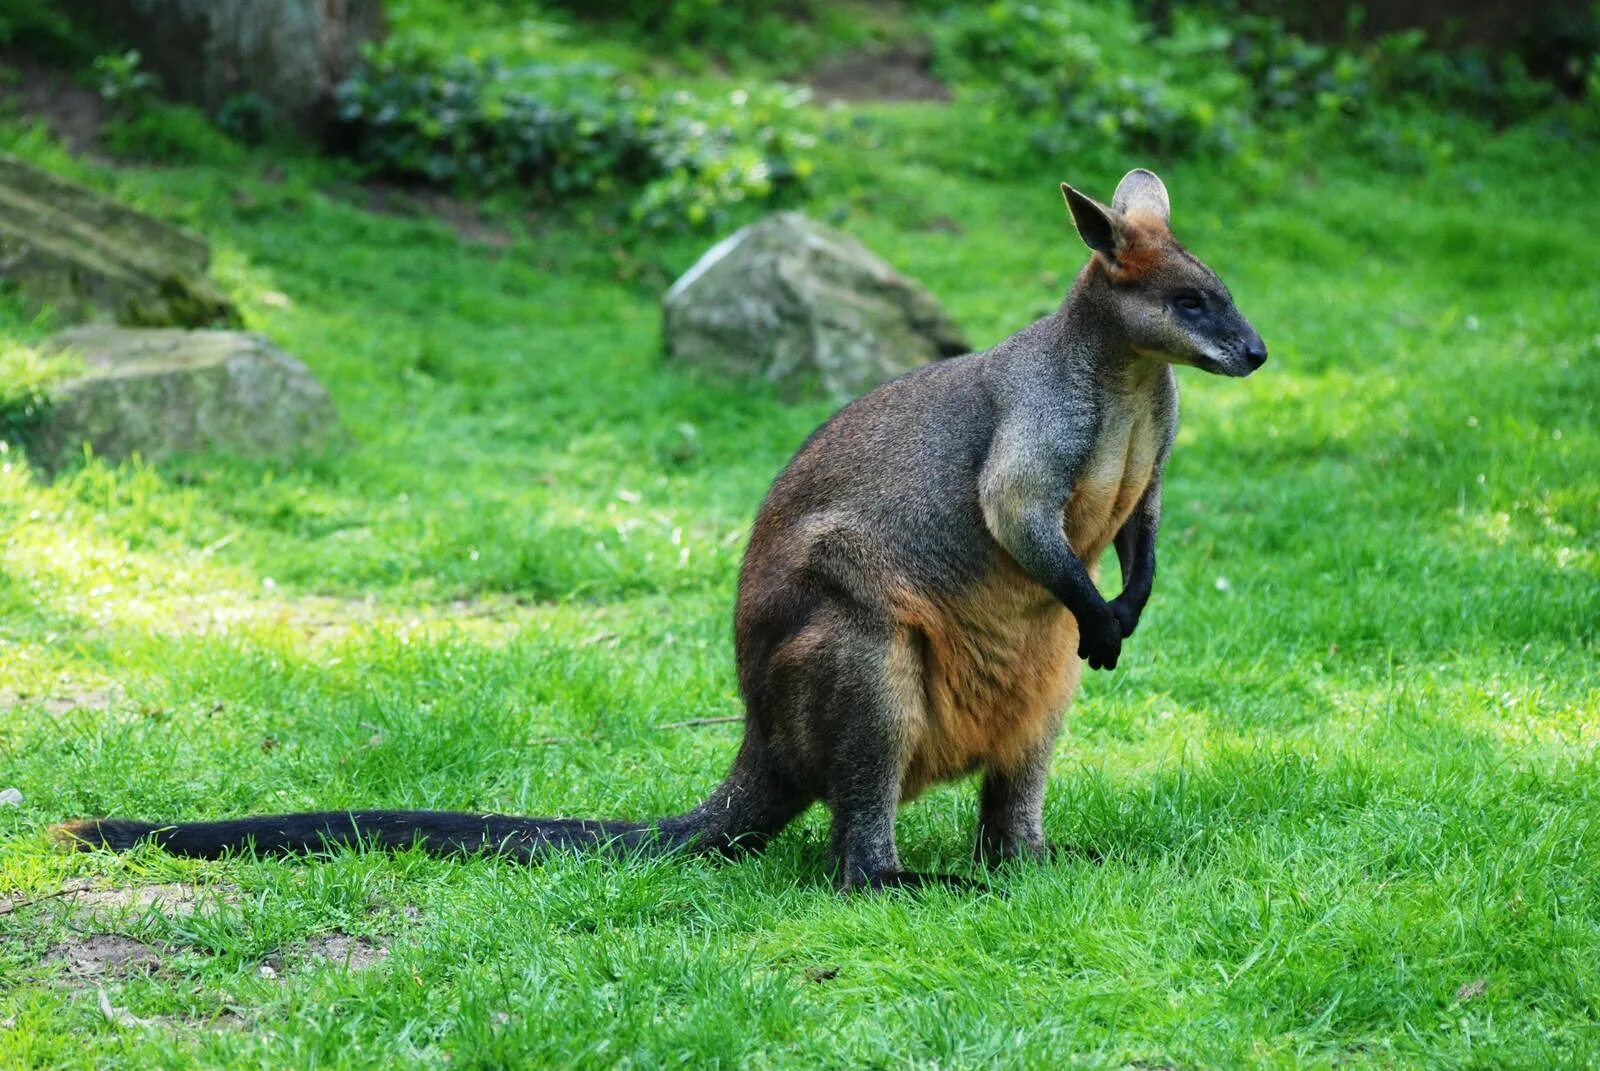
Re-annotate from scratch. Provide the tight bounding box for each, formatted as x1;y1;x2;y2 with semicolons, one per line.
57;810;668;861
58;745;810;864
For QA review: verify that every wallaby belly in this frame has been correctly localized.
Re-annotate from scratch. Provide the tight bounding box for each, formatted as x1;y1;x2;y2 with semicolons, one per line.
889;560;1080;800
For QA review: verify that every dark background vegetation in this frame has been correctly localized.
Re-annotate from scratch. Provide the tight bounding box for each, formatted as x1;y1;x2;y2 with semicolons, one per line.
3;0;1596;233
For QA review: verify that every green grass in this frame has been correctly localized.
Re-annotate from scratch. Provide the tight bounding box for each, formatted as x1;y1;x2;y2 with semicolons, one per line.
2;17;1599;1069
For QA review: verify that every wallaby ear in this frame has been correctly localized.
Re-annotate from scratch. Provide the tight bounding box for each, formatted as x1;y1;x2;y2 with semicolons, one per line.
1061;182;1121;259
1111;168;1170;223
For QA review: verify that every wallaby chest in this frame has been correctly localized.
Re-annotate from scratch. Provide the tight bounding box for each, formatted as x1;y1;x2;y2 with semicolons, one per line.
1062;382;1165;565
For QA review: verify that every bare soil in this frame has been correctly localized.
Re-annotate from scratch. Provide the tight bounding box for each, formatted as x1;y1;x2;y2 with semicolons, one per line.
0;685;121;717
0;53;107;153
44;934;166;979
807;43;950;103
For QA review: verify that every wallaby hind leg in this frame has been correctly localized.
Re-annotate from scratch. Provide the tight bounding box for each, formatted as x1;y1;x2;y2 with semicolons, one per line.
830;736;981;893
817;624;979;893
975;721;1101;867
974;738;1056;865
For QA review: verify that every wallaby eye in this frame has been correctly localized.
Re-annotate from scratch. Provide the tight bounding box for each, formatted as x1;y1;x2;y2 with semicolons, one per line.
1173;292;1206;314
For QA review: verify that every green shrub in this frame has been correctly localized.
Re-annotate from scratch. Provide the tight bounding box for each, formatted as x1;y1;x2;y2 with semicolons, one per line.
216;91;272;146
1147;0;1599;102
0;0;89;62
91;48;159;113
0;339;73;449
531;0;821;69
332;51;817;229
102;101;248;165
1367;31;1569;126
1576;64;1600;137
1221;12;1368;118
931;0;1257;158
931;0;1593;163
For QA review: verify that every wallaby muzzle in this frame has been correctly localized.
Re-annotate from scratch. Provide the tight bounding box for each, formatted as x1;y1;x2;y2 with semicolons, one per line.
1201;322;1267;378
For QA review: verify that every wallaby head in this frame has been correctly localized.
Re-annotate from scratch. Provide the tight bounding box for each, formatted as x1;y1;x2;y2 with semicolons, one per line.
1061;169;1267;377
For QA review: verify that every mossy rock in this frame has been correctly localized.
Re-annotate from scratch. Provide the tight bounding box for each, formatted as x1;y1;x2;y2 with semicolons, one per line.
56;0;386;133
662;212;970;402
27;326;337;473
0;155;239;327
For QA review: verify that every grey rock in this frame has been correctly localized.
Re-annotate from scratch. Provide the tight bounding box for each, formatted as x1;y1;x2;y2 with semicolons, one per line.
0;155;238;327
28;326;338;473
663;212;968;401
57;0;386;132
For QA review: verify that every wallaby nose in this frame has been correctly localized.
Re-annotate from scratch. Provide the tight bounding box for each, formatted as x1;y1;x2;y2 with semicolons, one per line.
1243;333;1268;370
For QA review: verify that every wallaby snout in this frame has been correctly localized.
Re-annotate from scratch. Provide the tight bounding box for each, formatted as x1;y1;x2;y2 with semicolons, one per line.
1205;323;1268;378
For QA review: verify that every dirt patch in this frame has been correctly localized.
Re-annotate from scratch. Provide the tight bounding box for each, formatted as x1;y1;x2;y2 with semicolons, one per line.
355;183;518;248
305;932;388;970
0;685;121;717
0;53;108;154
70;882;236;921
0;878;94;916
44;934;166;980
199;1009;249;1032
807;43;950;103
262;932;390;976
2;880;238;920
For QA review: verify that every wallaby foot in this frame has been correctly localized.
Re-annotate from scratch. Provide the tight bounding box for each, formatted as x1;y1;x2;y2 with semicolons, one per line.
973;743;1057;866
845;869;988;895
974;838;1103;868
974;836;1052;867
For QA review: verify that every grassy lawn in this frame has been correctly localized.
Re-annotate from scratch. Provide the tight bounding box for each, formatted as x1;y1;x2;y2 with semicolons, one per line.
2;11;1599;1068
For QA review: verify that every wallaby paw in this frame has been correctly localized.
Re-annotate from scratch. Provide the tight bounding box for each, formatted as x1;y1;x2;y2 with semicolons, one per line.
1108;598;1141;639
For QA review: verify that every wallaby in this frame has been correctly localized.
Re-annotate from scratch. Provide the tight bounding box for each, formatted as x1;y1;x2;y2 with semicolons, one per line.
60;169;1266;891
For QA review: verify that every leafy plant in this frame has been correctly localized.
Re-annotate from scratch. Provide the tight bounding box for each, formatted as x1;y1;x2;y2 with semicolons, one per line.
533;0;822;70
0;0;88;61
216;91;272;146
333;51;818;229
1222;12;1369;119
931;0;1595;162
91;48;159;113
102;101;248;165
932;0;1251;158
1366;31;1569;127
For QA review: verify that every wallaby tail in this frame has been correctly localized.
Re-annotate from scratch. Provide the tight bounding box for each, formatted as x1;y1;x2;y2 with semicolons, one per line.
56;744;808;864
55;810;665;862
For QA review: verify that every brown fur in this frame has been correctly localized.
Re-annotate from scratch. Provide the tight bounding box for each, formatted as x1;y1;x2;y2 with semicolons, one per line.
888;568;1077;800
1098;212;1172;285
1064;368;1164;560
